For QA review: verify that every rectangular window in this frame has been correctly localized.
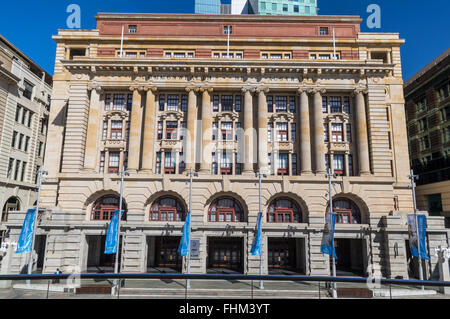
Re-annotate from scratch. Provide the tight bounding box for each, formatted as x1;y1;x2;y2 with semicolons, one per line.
11;131;17;148
267;96;273;112
331;123;344;142
212;122;218;141
320;27;329;35
330;97;342;113
7;158;14;178
108;153;120;173
125;121;130;141
14;160;21;180
105;94;111;110
221;95;233;112
276;123;288;141
156;152;162;174
157;121;163;140
213;95;219;112
102;121;108;139
128;25;137;33
275;96;287;112
40;119;47;135
34;165;40;184
38;142;43;157
27;111;33;127
24;136;30;152
235;95;241;112
127;94;133;111
167;95;179;111
18;134;24;150
292;153;297;176
21;162;27;182
221;122;233;140
113;94;125;111
181;95;187;112
235;122;241;141
348;154;354;176
220;152;232;174
346;124;352;142
333;154;345;176
15;105;21;122
180;122;186;140
322;97;328;113
325;154;330;170
416;97;427;113
21;109;28;125
100;152;105;173
291;123;296;142
123;151;128;170
23;80;33;100
323;124;329;142
212;152;218;175
343;97;350;114
268;122;273;142
164;152;176;174
278;153;289;175
289;96;296;113
268;153;273;175
166;121;178;140
159;95;165;111
110;121;123;139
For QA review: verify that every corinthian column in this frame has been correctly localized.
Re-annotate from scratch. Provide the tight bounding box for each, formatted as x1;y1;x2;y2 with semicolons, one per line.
298;88;312;174
242;87;254;174
355;89;371;175
83;85;102;171
199;87;213;174
127;86;144;172
257;87;269;174
185;87;198;171
141;86;157;173
311;88;326;174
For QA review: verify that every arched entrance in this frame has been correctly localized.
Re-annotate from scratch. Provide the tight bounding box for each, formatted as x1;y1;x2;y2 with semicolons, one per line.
2;197;20;222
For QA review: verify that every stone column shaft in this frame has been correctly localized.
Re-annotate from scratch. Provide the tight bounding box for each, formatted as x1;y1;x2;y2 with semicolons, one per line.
257;89;269;174
141;88;157;173
127;87;143;172
83;87;101;171
355;90;371;175
243;89;254;174
200;88;212;173
312;90;326;174
185;88;197;171
299;89;312;174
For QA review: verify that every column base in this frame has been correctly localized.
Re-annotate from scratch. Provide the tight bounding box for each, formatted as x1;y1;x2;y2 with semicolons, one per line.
315;170;326;176
81;168;96;173
139;169;153;174
242;170;255;176
126;169;138;174
301;170;313;175
360;171;371;176
198;169;210;175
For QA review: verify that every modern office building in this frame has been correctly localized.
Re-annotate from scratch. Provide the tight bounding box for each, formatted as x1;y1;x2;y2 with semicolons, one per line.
0;13;447;281
195;0;318;15
0;35;52;250
404;48;450;228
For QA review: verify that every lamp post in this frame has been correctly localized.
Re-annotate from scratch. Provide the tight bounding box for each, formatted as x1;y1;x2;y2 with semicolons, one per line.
114;165;129;288
27;167;48;285
326;167;337;298
186;168;198;289
409;169;424;290
256;167;267;290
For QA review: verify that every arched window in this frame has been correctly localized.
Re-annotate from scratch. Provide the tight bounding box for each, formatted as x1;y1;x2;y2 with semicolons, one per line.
208;197;244;222
331;198;361;224
91;195;127;221
267;198;302;223
2;197;20;222
150;196;186;221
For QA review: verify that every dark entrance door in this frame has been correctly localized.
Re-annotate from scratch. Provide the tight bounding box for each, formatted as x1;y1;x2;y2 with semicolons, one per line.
35;235;46;273
334;238;364;276
268;238;296;270
207;237;243;272
87;235;122;272
155;237;182;270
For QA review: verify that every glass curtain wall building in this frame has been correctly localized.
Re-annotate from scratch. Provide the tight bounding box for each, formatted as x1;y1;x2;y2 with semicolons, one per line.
195;0;318;15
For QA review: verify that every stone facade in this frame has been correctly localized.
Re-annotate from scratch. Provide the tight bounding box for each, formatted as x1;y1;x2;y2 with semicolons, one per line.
0;35;52;259
2;14;447;280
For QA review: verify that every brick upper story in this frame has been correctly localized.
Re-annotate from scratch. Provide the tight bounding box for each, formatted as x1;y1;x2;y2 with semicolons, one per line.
95;13;361;39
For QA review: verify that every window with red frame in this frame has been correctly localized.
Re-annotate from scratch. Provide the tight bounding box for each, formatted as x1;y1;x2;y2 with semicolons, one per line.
267;198;301;223
276;123;288;142
277;153;289;175
208;197;244;222
331;123;343;142
221;122;233;140
150;196;186;221
333;154;345;176
108;152;120;173
110;121;123;139
330;198;361;224
220;152;232;174
91;195;126;221
164;152;176;174
166;121;178;140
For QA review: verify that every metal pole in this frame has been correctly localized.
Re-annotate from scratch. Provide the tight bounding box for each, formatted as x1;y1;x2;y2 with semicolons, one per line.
226;26;230;58
186;168;193;289
27;168;44;285
120;25;124;58
258;168;264;290
114;166;125;288
327;168;337;298
410;169;424;290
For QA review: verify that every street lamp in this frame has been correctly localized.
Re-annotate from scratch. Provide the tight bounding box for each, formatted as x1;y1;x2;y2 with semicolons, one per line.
326;167;337;298
409;169;424;290
256;168;267;290
114;165;129;288
186;168;198;289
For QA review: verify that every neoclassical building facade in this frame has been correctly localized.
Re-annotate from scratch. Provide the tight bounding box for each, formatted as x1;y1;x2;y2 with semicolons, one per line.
3;13;448;279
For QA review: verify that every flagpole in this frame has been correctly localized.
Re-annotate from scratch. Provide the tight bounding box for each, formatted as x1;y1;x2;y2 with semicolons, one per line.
120;25;124;58
332;27;336;60
410;169;424;290
27;167;47;285
258;167;264;290
327;168;337;298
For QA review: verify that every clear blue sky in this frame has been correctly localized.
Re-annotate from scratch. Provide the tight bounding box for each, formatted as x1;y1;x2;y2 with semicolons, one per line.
0;0;448;80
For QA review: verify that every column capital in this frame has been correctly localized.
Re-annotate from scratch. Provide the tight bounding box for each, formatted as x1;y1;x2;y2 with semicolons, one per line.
87;84;103;94
129;85;145;92
185;86;200;93
255;86;270;94
143;86;158;93
297;86;310;95
307;87;326;95
352;87;369;96
242;86;256;94
199;87;213;93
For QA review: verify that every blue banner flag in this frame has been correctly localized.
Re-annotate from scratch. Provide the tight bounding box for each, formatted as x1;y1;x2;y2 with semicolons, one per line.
178;211;191;256
104;209;123;254
250;212;263;256
320;211;337;259
407;214;430;260
16;208;37;254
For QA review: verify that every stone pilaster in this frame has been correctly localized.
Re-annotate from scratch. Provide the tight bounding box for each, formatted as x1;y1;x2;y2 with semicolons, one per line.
298;88;312;174
185;86;199;171
127;86;144;172
354;89;371;176
141;86;157;173
311;88;326;174
199;87;213;174
242;87;254;174
257;87;269;174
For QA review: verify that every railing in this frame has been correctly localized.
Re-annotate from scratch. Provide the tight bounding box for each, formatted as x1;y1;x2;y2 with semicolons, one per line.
0;273;449;299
